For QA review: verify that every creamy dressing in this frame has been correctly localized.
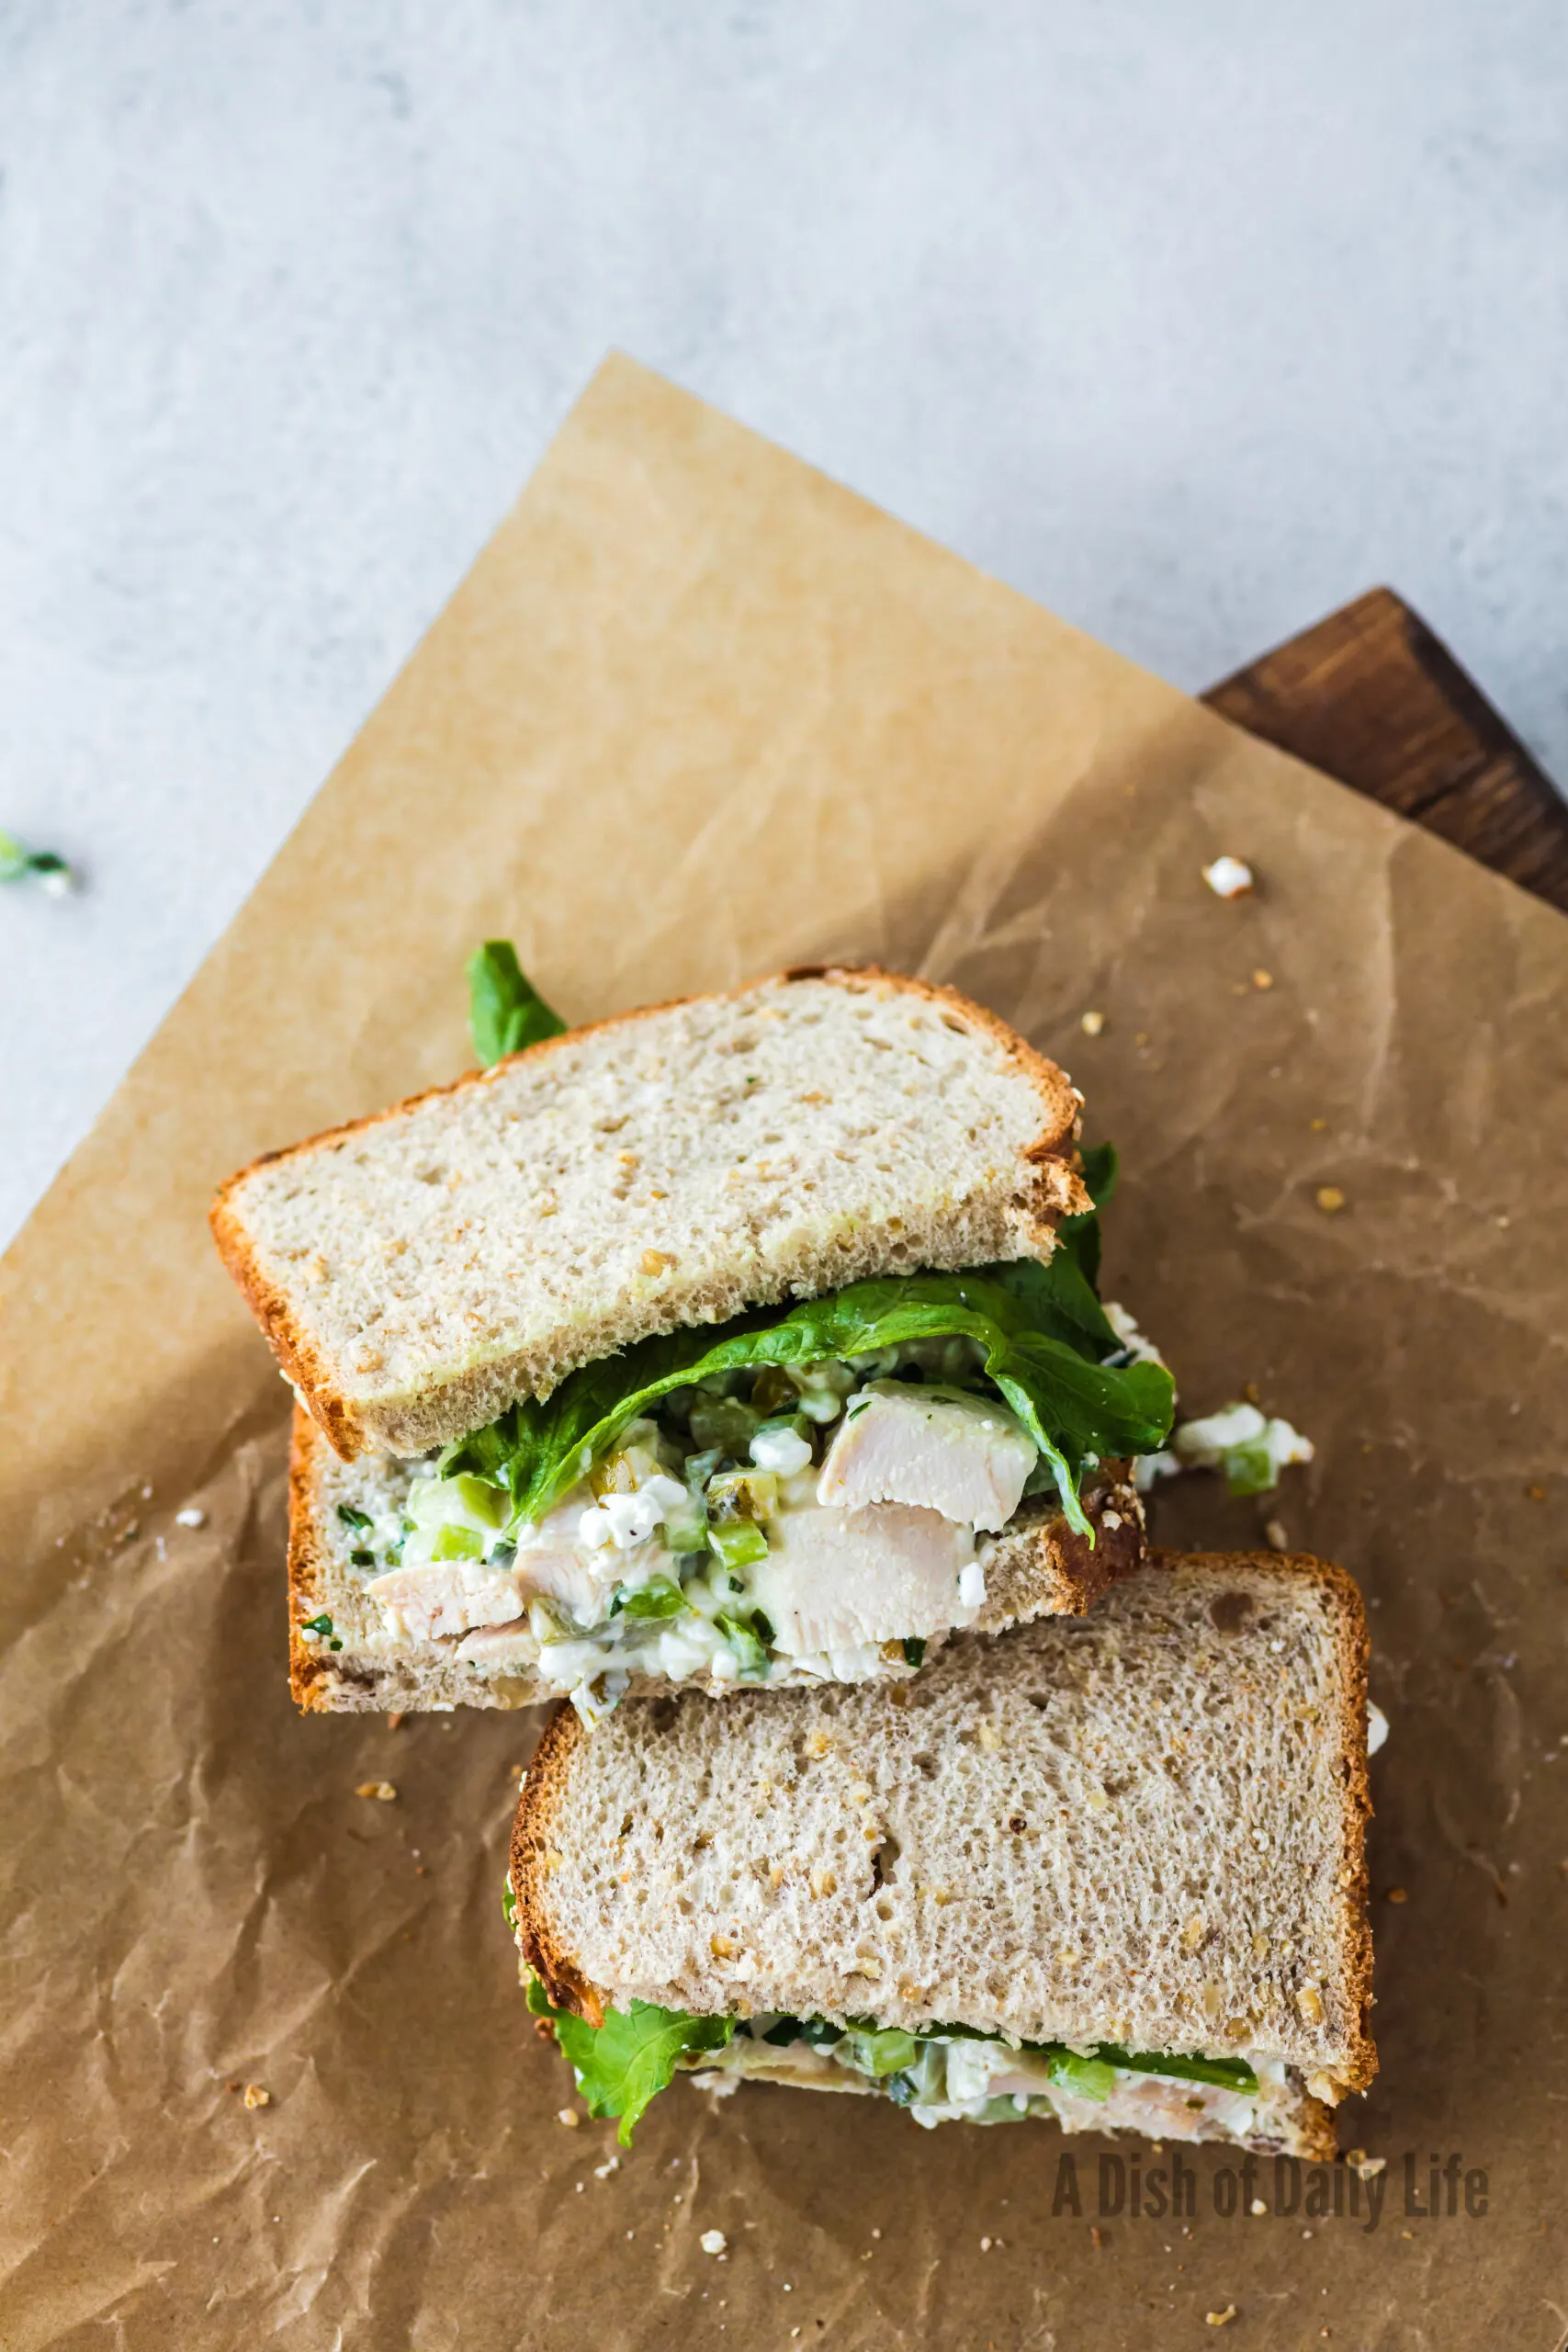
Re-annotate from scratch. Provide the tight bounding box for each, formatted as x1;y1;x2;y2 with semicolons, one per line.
689;2027;1296;2148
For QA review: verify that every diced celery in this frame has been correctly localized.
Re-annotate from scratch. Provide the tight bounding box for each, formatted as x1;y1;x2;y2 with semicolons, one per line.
708;1521;770;1572
451;1474;510;1528
432;1522;486;1562
1223;1439;1278;1497
844;2027;920;2078
615;1577;689;1620
1047;2050;1116;2102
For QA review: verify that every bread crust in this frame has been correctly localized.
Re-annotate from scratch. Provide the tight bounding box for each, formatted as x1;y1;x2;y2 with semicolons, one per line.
286;1405;1145;1713
511;1548;1376;2120
211;966;1088;1462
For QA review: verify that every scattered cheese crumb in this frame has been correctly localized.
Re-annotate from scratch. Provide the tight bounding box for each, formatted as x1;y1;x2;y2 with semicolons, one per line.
1264;1519;1289;1552
243;2084;271;2109
1250;2198;1268;2215
557;2108;580;2129
175;1507;207;1529
700;2230;728;2256
593;2155;620;2180
355;1781;398;1803
1079;1009;1105;1036
980;2236;992;2252
1203;856;1254;899
1315;1185;1346;1215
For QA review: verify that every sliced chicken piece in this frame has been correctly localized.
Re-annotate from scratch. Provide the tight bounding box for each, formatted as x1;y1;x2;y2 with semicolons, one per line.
366;1561;524;1642
815;1383;1036;1532
454;1621;540;1666
746;1504;978;1656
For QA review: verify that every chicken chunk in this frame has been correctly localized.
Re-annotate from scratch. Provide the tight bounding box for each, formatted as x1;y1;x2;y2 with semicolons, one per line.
745;1504;978;1655
816;1383;1036;1532
365;1561;524;1643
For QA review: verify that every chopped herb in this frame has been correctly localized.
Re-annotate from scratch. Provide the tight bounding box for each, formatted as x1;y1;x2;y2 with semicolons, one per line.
335;1503;374;1532
349;1548;376;1568
502;1874;518;1932
0;829;73;893
844;1397;873;1420
901;1636;927;1668
467;939;567;1068
299;1612;343;1653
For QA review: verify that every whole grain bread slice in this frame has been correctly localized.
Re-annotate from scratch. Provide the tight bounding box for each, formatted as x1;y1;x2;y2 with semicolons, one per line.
511;1551;1375;2139
286;1406;1146;1713
213;967;1086;1461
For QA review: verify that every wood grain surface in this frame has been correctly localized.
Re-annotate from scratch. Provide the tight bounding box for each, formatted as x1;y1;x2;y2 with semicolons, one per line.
1202;584;1568;913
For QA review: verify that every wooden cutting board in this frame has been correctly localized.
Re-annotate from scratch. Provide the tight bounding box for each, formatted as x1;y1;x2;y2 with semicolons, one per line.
1201;585;1568;912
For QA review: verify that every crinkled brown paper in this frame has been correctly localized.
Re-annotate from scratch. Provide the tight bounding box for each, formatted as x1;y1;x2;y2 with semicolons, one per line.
3;356;1564;2351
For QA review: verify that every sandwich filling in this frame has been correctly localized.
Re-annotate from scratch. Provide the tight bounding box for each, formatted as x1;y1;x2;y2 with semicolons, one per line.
302;1151;1177;1717
521;1971;1316;2155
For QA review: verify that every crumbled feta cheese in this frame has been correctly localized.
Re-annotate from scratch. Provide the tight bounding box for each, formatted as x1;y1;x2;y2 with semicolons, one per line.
1102;1301;1167;1367
1203;855;1254;899
957;1560;987;1610
750;1422;814;1475
175;1507;207;1529
700;2230;728;2256
578;1474;688;1552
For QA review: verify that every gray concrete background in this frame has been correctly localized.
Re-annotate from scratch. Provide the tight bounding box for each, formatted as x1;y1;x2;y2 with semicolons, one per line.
3;1;1564;1248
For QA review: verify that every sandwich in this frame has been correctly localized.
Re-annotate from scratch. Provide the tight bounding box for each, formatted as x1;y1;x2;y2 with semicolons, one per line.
510;1549;1375;2156
211;964;1174;1720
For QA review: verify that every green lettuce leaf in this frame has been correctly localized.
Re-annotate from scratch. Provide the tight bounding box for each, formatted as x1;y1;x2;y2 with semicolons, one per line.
467;940;567;1067
446;1262;1173;1542
527;1976;734;2145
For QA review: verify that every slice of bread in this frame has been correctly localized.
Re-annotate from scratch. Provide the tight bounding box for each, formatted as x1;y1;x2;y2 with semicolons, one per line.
512;1552;1374;2156
213;968;1087;1461
287;1407;1146;1713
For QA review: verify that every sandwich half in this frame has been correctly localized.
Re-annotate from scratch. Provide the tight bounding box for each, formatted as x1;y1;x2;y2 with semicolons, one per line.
510;1551;1376;2155
212;967;1173;1718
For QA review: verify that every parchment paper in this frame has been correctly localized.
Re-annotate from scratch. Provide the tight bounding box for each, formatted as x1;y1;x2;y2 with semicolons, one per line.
3;356;1564;2352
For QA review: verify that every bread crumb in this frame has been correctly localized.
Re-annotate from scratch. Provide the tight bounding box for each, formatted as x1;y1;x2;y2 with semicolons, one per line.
593;2155;620;2179
1251;968;1274;990
242;2084;271;2109
1205;2309;1237;2329
1386;1886;1408;1904
175;1507;207;1529
557;2108;580;2129
355;1781;398;1802
1203;855;1253;899
1264;1519;1289;1552
1527;1483;1547;1502
700;2230;727;2256
1314;1186;1346;1215
386;1712;404;1730
1079;1010;1105;1036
